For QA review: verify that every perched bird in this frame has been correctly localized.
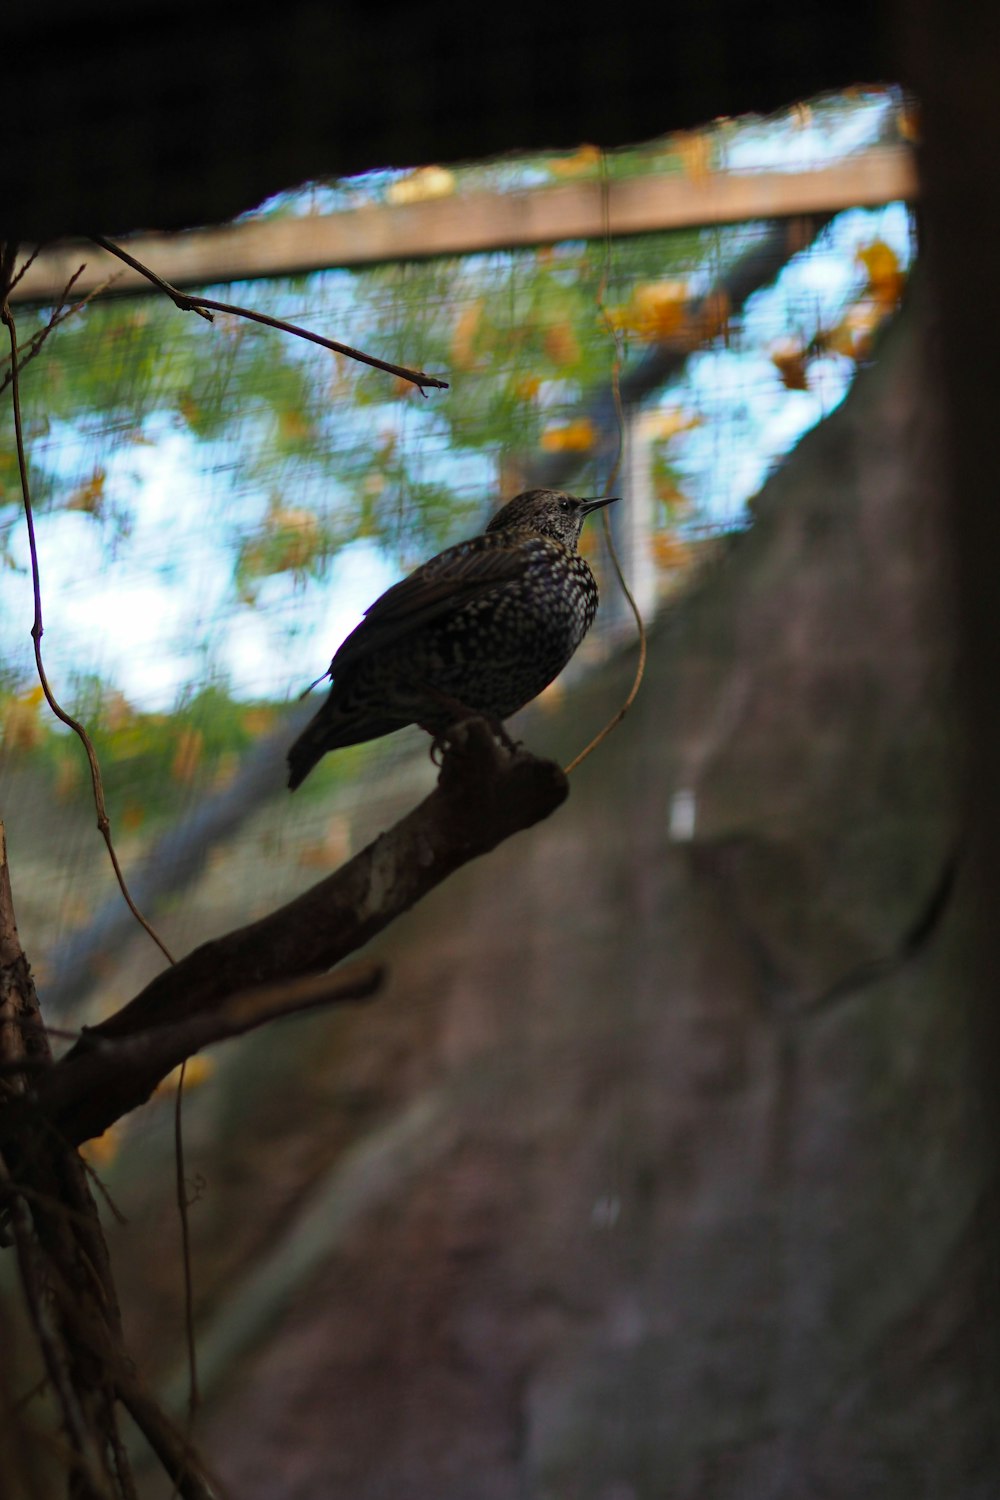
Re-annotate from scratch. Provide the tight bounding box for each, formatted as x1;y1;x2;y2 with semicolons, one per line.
287;488;618;789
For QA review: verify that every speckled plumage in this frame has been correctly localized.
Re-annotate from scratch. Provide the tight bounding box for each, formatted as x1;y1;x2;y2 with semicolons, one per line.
287;488;617;788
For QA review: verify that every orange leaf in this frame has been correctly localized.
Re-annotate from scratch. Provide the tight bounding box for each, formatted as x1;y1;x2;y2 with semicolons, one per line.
157;1056;217;1094
542;322;580;367
675;131;712;182
451;300;483;370
55;756;81;801
539;418;596;454
81;1128;120;1167
386;165;456;204
278;409;313;443
121;801;146;833
650;531;692;570
512;374;541;401
171;727;204;784
1;686;45;751
770;341;810;391
624;280;690;342
65;469;106;516
646;407;702;442
857;240;905;308
548;143;602;178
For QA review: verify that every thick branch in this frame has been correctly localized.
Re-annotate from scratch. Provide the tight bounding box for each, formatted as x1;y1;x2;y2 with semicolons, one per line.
24;962;384;1148
33;722;568;1145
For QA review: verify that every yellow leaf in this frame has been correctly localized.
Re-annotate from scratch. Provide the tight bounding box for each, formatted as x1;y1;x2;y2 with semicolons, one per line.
542;322;580;367
178;393;201;427
103;690;133;733
897;102;921;144
548;143;602;178
171;727;204;784
121;801;145;833
512;374;541;401
650;531;692;570
675;131;712;182
157;1055;216;1094
770;340;810;391
539;418;596;454
537;678;566;710
259;501;323;571
297;814;352;869
620;281;690;342
451;300;483;370
386;165;456;205
1;687;45;751
65;469;106;516
857;240;905;308
654;478;692;511
55;755;81;801
646;407;702;442
826;302;883;362
698;289;731;344
278;409;313;442
242;706;277;735
81;1128;120;1167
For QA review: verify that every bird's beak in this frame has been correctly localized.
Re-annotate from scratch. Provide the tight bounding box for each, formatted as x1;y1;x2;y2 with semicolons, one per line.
580;496;619;516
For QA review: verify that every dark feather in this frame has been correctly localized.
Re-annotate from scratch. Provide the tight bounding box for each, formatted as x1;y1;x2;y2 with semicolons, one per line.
329;535;533;676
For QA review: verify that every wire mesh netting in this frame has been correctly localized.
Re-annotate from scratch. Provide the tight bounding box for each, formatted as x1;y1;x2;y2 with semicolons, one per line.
0;90;916;1018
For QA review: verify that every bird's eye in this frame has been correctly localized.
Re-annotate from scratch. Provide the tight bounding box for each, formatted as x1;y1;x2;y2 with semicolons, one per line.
559;499;573;512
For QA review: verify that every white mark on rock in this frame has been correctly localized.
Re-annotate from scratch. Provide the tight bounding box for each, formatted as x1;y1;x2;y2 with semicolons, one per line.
668;788;697;841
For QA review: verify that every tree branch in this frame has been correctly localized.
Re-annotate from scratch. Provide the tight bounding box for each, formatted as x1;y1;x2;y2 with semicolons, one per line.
23;961;384;1146
91;233;449;395
25;722;567;1146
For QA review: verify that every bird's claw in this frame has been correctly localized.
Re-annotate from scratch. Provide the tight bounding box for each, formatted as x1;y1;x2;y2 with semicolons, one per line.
426;716;521;768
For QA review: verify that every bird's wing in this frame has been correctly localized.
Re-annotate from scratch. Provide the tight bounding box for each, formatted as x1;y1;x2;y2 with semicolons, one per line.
329;534;537;675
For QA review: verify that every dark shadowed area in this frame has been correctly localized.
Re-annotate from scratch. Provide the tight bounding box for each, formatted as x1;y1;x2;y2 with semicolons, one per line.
76;306;989;1498
3;3;1000;1497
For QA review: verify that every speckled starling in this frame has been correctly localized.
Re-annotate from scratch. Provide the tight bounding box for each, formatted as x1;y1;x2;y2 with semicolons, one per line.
287;488;618;789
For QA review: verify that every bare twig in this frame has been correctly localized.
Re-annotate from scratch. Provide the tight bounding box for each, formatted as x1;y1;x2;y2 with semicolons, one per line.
91;233;449;394
117;1378;225;1500
0;262;86;373
89;234;214;321
0;266;124;399
174;1063;199;1420
564;153;647;776
5;244;41;294
0;288;175;970
0;1158;110;1497
76;1148;128;1226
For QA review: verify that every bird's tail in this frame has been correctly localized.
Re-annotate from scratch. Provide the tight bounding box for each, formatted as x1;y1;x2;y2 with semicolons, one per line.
287;701;405;789
287;711;334;791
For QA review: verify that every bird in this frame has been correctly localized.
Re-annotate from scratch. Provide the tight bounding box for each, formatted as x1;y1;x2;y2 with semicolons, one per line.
287;487;618;789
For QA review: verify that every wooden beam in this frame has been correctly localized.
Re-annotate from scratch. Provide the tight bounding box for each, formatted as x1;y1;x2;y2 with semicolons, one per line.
12;147;916;304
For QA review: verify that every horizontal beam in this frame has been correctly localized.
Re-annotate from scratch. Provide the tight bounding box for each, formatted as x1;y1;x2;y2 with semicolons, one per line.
12;147;916;303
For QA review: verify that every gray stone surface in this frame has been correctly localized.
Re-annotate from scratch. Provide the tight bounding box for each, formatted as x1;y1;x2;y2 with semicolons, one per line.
106;311;995;1498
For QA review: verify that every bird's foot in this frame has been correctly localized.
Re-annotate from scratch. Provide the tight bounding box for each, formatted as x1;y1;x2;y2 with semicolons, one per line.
423;714;518;767
428;730;450;767
488;718;521;756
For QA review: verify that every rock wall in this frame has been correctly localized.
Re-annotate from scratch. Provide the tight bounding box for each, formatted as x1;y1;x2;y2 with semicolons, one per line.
109;310;995;1498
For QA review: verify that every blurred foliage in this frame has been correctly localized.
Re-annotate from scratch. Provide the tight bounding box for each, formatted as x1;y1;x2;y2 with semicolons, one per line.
0;678;271;823
1;215;744;663
0;93;912;832
2;229;712;559
0;90;911;606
